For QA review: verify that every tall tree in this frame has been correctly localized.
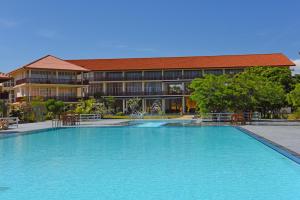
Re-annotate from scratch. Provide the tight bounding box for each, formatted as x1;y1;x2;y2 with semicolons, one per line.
287;83;300;108
190;75;232;113
245;66;293;92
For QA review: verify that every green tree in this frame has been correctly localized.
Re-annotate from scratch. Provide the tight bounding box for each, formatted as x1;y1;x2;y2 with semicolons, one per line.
0;100;7;117
45;99;65;119
190;75;232;113
75;98;96;114
75;98;107;116
190;69;287;117
255;81;286;118
31;98;47;121
104;96;116;113
287;83;300;108
245;66;293;92
127;98;141;113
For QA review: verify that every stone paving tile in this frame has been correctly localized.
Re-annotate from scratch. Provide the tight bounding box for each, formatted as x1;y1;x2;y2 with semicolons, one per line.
243;125;300;155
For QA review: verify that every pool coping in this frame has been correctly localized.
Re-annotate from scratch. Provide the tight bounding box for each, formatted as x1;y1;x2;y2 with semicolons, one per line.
236;126;300;165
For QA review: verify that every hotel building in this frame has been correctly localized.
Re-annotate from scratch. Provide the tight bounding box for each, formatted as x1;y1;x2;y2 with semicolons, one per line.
2;53;295;114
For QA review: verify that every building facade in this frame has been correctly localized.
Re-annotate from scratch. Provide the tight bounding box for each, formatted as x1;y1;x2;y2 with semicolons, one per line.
3;53;295;114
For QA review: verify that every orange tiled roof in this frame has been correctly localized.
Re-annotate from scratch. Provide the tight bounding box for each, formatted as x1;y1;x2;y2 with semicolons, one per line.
66;53;295;71
9;55;89;74
0;73;10;83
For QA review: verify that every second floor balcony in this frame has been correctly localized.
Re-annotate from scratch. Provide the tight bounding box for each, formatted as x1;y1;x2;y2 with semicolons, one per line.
16;78;89;85
87;90;190;97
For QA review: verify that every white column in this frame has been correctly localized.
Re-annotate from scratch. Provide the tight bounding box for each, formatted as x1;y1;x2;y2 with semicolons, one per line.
56;87;59;97
28;86;31;101
182;96;186;114
162;98;166;113
103;82;107;94
142;81;145;92
122;99;126;113
142;99;146;113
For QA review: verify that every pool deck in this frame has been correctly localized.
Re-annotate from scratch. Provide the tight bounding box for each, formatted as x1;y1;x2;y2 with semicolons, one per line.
0;119;130;134
242;125;300;156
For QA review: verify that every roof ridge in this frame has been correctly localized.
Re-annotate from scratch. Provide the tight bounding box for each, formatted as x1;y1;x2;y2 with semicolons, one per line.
8;55;90;74
66;53;284;61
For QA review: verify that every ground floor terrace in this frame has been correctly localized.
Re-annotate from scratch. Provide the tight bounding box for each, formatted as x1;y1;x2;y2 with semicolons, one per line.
101;96;196;114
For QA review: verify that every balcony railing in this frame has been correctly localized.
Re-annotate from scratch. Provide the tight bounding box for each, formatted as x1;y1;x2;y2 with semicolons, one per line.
15;78;89;85
90;75;200;82
16;96;88;102
87;90;187;97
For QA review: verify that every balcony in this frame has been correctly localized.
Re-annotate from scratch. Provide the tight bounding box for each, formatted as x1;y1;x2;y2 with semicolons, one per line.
16;96;88;102
15;78;89;85
87;90;185;97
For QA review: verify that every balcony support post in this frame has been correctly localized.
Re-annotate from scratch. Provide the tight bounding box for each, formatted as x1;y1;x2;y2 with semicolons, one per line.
122;82;125;93
122;99;126;113
28;85;31;102
56;87;59;98
182;96;186;114
142;98;146;113
162;98;166;113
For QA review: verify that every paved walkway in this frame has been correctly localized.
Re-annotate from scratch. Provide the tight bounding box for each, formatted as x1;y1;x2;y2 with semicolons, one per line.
0;119;130;134
243;125;300;156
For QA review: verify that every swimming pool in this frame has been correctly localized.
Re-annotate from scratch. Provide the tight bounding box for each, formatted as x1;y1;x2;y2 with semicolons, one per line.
1;126;300;199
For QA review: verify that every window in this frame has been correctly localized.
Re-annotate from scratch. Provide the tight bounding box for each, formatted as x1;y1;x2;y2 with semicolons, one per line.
204;69;223;75
165;83;183;95
144;71;162;80
145;82;162;94
106;83;123;95
93;72;104;81
126;82;142;94
125;71;142;80
31;70;56;80
89;83;103;95
183;70;202;79
225;68;244;75
164;70;182;80
39;88;56;97
59;88;76;97
106;72;123;81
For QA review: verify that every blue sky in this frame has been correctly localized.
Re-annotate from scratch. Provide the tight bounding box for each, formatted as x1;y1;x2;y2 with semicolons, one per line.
0;0;300;73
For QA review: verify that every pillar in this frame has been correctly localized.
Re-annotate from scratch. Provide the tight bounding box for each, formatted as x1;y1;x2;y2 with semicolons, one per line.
56;87;59;97
142;99;146;113
103;82;107;95
28;86;31;101
182;96;186;114
162;98;166;113
122;99;126;113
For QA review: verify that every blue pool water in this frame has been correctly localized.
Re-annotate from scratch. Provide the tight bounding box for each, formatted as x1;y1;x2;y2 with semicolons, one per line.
1;126;300;199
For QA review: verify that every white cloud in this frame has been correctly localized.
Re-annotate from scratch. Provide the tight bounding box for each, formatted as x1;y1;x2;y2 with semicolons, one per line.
292;59;300;75
0;18;17;28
